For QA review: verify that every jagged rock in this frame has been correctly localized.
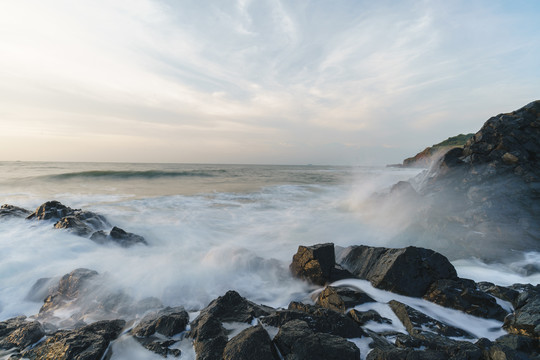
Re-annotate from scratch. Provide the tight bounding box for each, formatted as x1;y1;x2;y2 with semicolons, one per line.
394;333;483;359
91;226;147;247
189;313;228;360
290;243;352;286
316;286;375;313
25;277;58;302
22;319;125;360
137;339;181;358
39;268;99;315
274;319;360;360
222;325;277;360
348;309;391;326
0;204;31;219
503;284;540;339
475;337;534;360
54;216;94;236
0;316;45;350
478;282;520;305
131;306;189;337
261;302;364;338
423;278;508;321
26;201;73;220
494;334;539;357
338;245;457;297
388;300;473;339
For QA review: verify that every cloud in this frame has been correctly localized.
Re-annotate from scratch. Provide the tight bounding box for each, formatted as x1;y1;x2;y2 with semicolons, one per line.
0;0;539;164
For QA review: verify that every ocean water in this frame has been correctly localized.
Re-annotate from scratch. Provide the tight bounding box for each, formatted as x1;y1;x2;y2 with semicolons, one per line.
0;161;538;359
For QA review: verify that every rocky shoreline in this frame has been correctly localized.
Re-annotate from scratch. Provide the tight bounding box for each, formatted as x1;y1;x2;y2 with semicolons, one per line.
0;241;538;359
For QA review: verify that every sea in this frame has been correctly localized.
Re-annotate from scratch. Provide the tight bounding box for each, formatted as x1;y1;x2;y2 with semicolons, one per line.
0;161;538;359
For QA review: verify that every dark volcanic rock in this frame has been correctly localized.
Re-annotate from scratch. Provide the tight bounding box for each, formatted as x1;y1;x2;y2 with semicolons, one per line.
189;313;228;360
388;300;473;339
290;243;353;286
54;216;94;236
0;316;45;350
394;333;484;359
26;200;73;220
261;302;364;339
274;319;360;360
348;309;392;326
22;319;125;360
423;278;509;321
478;282;520;305
476;337;534;360
222;325;277;360
91;226;148;247
503;284;540;339
131;306;189;337
494;334;539;356
138;339;181;358
338;245;457;297
0;204;31;219
316;286;375;313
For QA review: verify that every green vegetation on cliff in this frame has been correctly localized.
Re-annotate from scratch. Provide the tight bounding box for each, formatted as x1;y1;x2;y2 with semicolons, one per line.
401;133;474;168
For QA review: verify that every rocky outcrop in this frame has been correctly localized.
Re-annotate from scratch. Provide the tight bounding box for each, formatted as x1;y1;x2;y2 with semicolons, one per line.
0;204;31;219
315;286;375;313
0;316;45;351
503;284;540;339
290;243;352;286
338;245;457;297
223;325;277;360
22;319;125;360
90;226;148;247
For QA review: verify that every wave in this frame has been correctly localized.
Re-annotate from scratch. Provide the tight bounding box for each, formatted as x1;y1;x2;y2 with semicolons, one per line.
45;169;228;180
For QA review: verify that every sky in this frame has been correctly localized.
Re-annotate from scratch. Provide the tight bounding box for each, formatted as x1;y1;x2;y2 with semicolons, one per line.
0;0;539;165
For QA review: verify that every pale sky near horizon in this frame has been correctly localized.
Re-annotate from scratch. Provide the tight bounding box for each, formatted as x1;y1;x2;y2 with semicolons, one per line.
1;0;539;165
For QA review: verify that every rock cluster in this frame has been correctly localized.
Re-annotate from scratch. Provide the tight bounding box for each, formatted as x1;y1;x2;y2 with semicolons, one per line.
1;200;147;247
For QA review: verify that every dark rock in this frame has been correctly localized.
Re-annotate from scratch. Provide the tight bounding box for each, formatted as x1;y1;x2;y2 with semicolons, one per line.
92;226;147;247
503;284;540;339
191;290;274;325
316;286;375;313
137;339;181;358
222;325;277;360
261;302;364;338
22;319;125;360
54;216;94;236
476;338;534;360
25;277;58;302
394;333;483;359
339;245;457;297
189;313;228;360
0;317;45;350
348;309;391;326
274;319;360;360
494;334;538;356
478;282;520;305
366;348;410;360
26;201;73;220
131;306;189;337
39;268;99;315
0;204;31;219
290;243;353;286
423;278;509;321
388;300;473;339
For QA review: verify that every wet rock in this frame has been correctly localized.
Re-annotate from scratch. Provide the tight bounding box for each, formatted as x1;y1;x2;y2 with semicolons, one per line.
91;226;148;247
475;337;533;360
339;245;457;297
189;313;228;360
222;325;277;360
0;204;31;219
394;333;483;359
503;284;540;339
423;278;509;321
137;339;181;358
131;306;189;337
348;309;392;326
388;300;473;339
39;268;99;316
22;319;125;360
494;334;538;356
0;317;45;350
26;200;73;220
25;277;58;302
54;216;94;236
192;290;274;325
316;286;375;313
261;302;364;338
274;319;360;360
290;243;353;286
477;282;520;305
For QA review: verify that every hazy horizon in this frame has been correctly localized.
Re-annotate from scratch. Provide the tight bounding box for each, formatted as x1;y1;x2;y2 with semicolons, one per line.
1;1;539;165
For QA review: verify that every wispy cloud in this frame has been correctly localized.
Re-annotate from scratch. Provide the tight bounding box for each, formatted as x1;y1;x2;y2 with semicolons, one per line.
0;0;539;164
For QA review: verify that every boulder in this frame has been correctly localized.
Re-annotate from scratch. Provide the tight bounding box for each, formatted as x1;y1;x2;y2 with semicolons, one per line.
0;204;31;219
494;334;539;356
274;319;360;360
316;286;375;313
189;313;228;360
260;302;364;339
91;226;148;247
26;201;73;220
423;278;509;321
0;316;45;350
475;337;534;360
290;243;352;286
348;309;391;326
54;216;94;236
503;284;540;339
338;245;457;297
138;339;181;358
388;300;473;339
131;306;189;337
22;319;125;360
477;282;520;305
394;333;483;359
222;325;277;360
25;277;58;302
